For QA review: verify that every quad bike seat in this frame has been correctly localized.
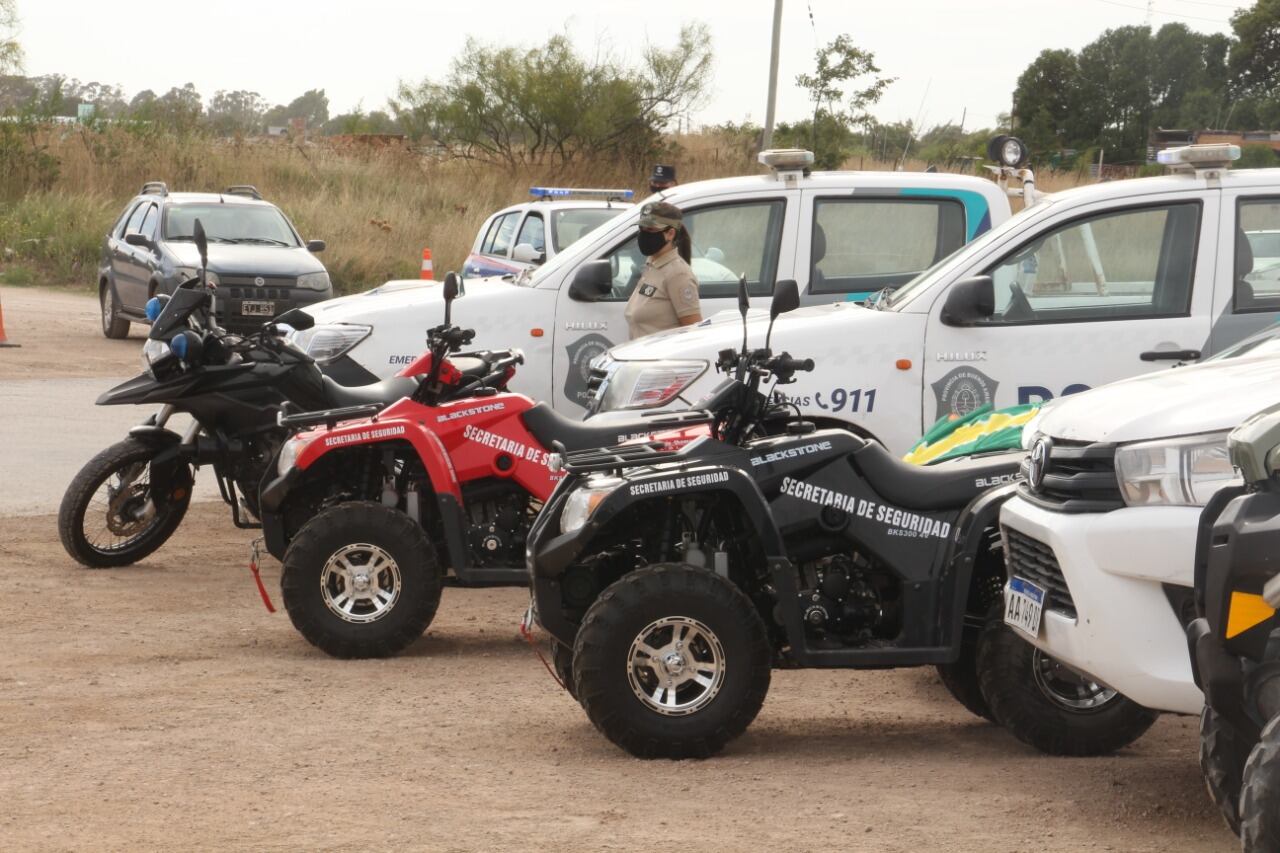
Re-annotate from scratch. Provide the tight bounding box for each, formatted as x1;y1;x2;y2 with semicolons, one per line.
321;375;421;408
451;356;491;378
522;403;665;452
851;442;1023;511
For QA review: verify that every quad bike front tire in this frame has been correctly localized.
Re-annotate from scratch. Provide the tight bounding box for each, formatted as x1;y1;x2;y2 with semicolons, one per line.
58;438;193;568
976;616;1158;756
573;563;772;760
281;501;442;659
1200;706;1250;837
1241;714;1280;852
100;283;130;339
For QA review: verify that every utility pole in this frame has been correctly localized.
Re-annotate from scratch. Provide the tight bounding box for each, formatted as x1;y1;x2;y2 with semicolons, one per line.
762;0;784;151
1145;0;1154;26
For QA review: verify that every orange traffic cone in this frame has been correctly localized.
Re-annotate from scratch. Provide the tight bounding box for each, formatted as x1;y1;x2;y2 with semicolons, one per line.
0;289;18;348
420;248;434;280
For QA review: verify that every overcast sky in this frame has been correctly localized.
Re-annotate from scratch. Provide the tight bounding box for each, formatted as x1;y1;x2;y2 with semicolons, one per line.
13;0;1257;131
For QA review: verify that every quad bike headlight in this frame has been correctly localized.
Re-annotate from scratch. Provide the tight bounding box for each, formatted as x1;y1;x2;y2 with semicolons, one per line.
1115;431;1242;507
277;435;311;477
598;360;707;411
561;476;625;534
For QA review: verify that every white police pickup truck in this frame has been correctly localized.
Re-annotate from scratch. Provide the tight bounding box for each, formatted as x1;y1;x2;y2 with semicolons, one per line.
288;150;1012;404
594;144;1280;454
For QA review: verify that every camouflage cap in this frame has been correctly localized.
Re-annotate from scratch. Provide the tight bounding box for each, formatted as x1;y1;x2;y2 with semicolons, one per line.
638;201;683;230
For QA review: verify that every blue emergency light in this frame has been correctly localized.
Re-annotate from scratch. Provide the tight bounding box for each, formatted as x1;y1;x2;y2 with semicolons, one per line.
529;187;634;201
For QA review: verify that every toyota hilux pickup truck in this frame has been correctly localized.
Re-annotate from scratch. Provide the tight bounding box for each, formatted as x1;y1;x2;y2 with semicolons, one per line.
288;149;1012;404
591;144;1280;454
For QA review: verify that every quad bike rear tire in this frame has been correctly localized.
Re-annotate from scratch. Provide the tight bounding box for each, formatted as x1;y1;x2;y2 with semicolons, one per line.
976;616;1158;756
58;437;193;568
281;501;442;659
573;563;772;760
1200;707;1250;837
1241;714;1280;852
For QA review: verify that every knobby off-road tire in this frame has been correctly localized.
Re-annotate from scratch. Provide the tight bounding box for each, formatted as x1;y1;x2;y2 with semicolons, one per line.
58;438;192;568
936;593;1005;722
100;284;130;339
976;617;1158;756
1200;707;1250;837
281;501;442;659
552;641;578;701
573;563;772;760
1241;715;1280;852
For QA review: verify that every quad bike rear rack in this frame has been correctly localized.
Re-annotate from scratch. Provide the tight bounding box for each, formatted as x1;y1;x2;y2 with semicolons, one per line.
278;403;383;433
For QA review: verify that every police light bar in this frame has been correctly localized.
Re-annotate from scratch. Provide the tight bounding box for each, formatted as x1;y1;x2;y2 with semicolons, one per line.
1156;144;1241;170
758;149;815;170
529;187;635;200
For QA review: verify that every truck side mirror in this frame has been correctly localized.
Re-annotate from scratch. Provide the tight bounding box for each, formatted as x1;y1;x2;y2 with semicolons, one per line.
770;279;800;319
940;275;995;326
306;239;326;253
124;232;151;248
512;243;545;265
568;260;613;302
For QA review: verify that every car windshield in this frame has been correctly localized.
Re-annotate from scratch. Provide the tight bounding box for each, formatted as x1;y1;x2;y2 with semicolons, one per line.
164;204;300;246
1205;323;1280;361
551;208;620;252
881;197;1057;310
523;205;633;287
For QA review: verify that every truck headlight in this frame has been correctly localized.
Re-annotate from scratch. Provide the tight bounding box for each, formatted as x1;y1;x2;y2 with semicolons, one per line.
599;360;707;411
290;323;371;362
1115;431;1242;507
297;271;332;292
277;435;311;477
561;476;624;533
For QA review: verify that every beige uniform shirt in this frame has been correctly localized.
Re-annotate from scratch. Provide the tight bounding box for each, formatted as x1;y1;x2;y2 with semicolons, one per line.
624;252;701;338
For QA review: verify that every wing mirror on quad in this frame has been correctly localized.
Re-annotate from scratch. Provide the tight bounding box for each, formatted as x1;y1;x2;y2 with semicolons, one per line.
274;307;315;331
569;260;613;302
194;219;210;287
442;271;464;326
940;275;995;326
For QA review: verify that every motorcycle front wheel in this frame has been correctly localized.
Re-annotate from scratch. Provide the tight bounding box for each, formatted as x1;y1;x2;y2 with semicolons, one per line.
58;437;194;568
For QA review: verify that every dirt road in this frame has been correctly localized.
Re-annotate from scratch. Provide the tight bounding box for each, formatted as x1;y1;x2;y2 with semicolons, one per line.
0;287;1238;851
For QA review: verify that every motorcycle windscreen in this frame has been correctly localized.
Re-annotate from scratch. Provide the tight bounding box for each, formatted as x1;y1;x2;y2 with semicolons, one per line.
149;284;209;340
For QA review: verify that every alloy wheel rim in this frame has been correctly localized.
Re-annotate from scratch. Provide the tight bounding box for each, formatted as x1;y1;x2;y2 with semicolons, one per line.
319;543;401;624
1032;649;1118;711
626;616;725;716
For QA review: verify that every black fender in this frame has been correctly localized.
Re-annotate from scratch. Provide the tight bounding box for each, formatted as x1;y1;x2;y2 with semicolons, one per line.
124;425;193;508
939;482;1019;655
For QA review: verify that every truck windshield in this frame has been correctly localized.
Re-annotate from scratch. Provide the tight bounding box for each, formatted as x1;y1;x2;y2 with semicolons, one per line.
551;209;620;252
882;198;1055;310
525;206;634;287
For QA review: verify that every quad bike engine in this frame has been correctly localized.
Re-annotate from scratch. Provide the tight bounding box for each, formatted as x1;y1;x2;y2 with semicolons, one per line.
464;482;534;568
794;554;900;645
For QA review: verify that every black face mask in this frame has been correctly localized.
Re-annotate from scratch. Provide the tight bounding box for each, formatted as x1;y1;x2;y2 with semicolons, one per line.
637;230;668;256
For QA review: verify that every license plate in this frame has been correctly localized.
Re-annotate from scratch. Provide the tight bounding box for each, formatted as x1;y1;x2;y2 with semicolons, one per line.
241;300;275;317
1005;576;1046;639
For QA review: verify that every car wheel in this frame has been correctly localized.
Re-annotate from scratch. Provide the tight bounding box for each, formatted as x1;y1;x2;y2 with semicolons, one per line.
976;618;1158;756
573;563;772;760
100;283;130;339
1241;714;1280;851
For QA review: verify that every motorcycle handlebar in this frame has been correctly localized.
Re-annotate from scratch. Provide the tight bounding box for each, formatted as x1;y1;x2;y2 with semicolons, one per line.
772;354;814;374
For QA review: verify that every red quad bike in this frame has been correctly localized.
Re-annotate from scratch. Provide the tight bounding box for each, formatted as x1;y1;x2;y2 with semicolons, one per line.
258;272;709;658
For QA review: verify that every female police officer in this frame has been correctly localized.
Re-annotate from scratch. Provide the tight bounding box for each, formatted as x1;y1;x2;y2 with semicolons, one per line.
624;201;702;339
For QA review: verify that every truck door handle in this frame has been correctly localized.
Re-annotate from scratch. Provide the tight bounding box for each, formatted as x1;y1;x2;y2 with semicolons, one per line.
1140;349;1200;362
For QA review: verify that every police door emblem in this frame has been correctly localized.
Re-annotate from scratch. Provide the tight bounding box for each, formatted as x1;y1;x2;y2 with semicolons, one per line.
564;333;612;407
931;365;998;419
1027;436;1051;491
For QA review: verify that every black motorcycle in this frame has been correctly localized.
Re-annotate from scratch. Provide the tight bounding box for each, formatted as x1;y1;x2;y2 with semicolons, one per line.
59;221;444;568
526;279;1154;759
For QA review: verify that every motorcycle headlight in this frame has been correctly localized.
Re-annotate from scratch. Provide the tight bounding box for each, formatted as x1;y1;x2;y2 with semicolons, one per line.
297;271;332;292
560;476;624;534
1115;431;1242;507
277;435;311;477
142;338;171;368
598;360;708;411
290;323;372;362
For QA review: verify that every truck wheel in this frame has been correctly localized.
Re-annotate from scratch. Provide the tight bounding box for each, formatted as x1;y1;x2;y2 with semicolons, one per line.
976;618;1158;756
58;438;192;568
281;501;442;659
100;283;130;339
1200;707;1249;836
573;563;772;759
552;641;577;700
1241;715;1280;851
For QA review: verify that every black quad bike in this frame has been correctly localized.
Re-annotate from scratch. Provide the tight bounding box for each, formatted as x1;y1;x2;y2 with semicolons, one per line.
57;221;474;568
1189;404;1280;850
526;278;1156;759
